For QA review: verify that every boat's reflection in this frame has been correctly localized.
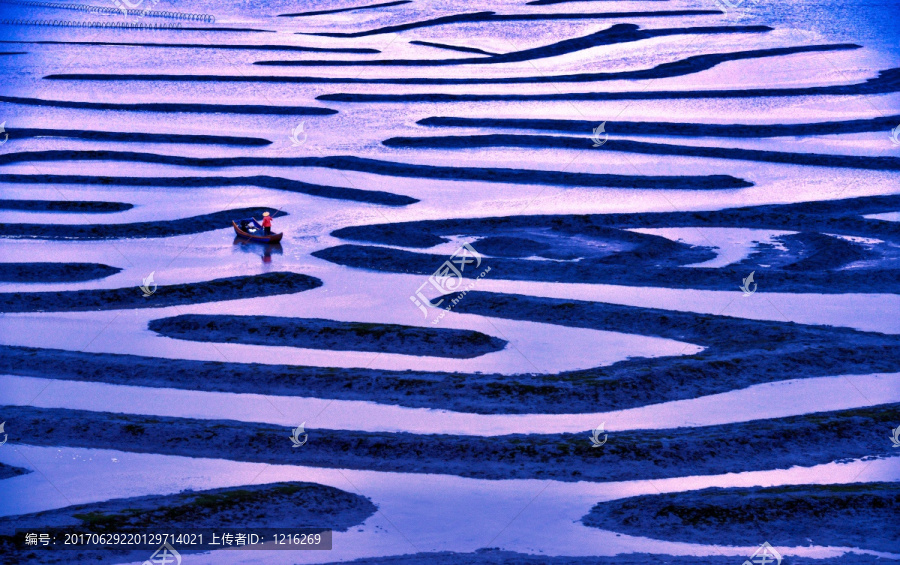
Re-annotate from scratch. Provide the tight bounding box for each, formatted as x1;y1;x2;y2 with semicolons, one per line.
233;236;284;263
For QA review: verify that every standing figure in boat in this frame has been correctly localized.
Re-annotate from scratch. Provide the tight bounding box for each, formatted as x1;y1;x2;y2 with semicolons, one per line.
232;213;283;243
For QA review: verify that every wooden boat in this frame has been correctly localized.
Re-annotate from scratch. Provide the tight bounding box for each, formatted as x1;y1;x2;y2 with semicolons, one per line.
232;218;283;243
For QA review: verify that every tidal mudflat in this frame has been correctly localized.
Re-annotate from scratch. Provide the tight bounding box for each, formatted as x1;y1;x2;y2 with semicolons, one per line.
582;483;899;552
0;482;376;565
0;0;897;563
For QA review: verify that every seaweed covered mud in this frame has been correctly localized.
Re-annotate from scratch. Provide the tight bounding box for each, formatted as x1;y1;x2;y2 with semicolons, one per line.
149;314;507;358
0;272;322;313
314;550;894;565
0;481;376;565
0;461;30;481
1;0;898;561
583;483;900;553
1;283;898;412
315;194;900;294
2;402;895;483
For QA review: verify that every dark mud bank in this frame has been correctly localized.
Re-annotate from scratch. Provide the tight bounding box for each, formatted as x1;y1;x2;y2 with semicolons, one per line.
303;10;724;38
55;43;846;87
0;174;416;206
0;207;281;240
149;314;507;358
317;67;900;102
4;127;271;146
0;462;30;480
418;114;900;138
583;483;900;552
0;151;750;190
0;95;337;115
3;403;896;483
317;549;893;564
0;263;120;283
384;133;900;171
279;0;411;17
0;482;375;565
259;24;775;67
3;280;899;411
0;199;132;213
0;272;322;312
319;193;900;293
19;39;379;53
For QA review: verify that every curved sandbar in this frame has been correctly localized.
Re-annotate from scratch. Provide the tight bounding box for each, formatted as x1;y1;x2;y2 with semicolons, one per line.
0;263;121;283
0;462;30;480
0;95;337;115
409;40;497;56
2;39;378;53
2;402;895;482
0;199;132;213
149;314;507;358
4;127;271;146
329;193;900;244
319;194;900;293
52;28;812;86
259;24;774;67
279;0;411;17
0;272;322;313
417;114;900;138
302;10;724;38
1;285;898;411
582;483;900;553
313;235;897;293
384;133;900;171
0;175;416;206
317;67;900;102
0;151;751;191
70;44;843;85
0;208;284;240
0;481;375;564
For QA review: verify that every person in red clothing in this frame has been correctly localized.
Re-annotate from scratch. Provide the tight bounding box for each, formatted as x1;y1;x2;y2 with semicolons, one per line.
260;211;273;235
